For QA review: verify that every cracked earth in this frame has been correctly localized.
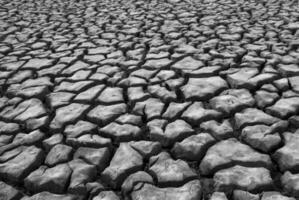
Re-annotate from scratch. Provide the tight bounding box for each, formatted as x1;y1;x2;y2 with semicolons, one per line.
1;0;299;199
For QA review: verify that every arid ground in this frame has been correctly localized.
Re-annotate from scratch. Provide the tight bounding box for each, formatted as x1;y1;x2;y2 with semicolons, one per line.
0;0;299;199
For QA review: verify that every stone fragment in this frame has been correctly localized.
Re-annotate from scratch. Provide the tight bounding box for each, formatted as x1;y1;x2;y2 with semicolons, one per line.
86;181;105;198
226;68;259;88
214;165;273;192
281;171;299;197
69;70;91;80
162;102;191;119
181;77;228;100
261;192;296;200
0;135;13;146
84;54;105;62
266;97;299;118
165;78;184;89
7;77;52;98
0;181;23;200
38;64;66;77
129;140;161;159
0;146;44;182
182;102;222;125
66;134;111;148
21;192;77;200
255;90;279;108
64;120;97;139
143;58;172;69
148;84;176;102
47;92;75;109
210;89;255;115
200;120;233;140
199;138;272;175
101;143;143;188
187;66;222;77
289;76;299;92
152;70;176;82
131;69;156;80
0;121;20;135
1;61;25;71
233;190;259;200
241;124;285;152
278;64;299;76
227;68;277;89
54;81;93;93
273;78;289;91
96;87;124;104
0;98;46;122
115;114;142;126
172;133;216;161
150;119;194;147
50;103;89;130
0;130;44;155
283;90;299;98
25;116;49;130
133;98;164;120
149;152;197;186
235;108;280;129
290;115;299;128
24;163;72;194
273;132;299;172
131;180;202;200
172;56;204;71
87;104;126;125
0;146;23;163
121;171;154;194
74;147;110;171
12;130;45;147
7;70;33;84
147;119;167;143
68;159;97;194
99;122;142;142
43;134;63;151
22;58;54;70
61;61;89;75
45;144;73;166
92;191;120;200
95;65;119;76
287;22;299;30
74;85;105;102
210;192;228;200
127;87;150;103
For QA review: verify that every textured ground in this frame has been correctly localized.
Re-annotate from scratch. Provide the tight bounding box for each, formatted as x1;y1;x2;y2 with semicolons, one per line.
1;0;299;199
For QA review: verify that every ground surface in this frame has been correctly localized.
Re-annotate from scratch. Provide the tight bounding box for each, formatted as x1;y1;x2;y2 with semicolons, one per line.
0;0;299;199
